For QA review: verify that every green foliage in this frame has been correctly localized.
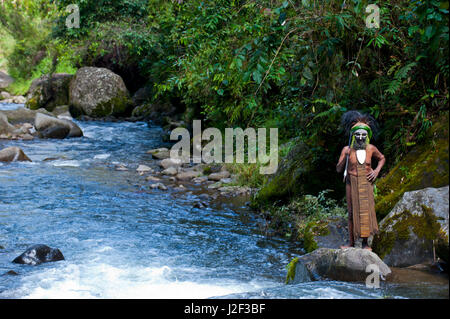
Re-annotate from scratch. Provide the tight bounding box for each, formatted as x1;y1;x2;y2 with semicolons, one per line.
42;0;448;164
263;189;346;248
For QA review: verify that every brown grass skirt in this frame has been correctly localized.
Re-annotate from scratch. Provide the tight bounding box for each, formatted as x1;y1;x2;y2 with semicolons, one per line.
347;174;378;242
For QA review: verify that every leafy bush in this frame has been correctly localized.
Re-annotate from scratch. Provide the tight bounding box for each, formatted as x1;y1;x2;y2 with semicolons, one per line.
263;189;347;244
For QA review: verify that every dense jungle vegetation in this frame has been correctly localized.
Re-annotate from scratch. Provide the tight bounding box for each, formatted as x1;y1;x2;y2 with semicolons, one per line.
1;0;448;243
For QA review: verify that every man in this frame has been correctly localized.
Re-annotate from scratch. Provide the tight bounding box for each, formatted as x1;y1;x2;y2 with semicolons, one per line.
336;111;385;250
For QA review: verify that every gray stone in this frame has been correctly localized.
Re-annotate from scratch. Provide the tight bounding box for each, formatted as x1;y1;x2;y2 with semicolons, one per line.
147;148;170;160
287;248;391;284
160;157;182;169
373;186;449;267
69;67;131;117
12;244;64;265
314;217;349;249
13;96;26;104
176;170;201;181
0;71;13;89
0;91;11;100
0;146;32;162
208;170;230;181
0;113;16;135
162;166;178;176
150;182;168;190
0;107;53;125
25;73;73;111
192;176;208;183
131;86;152;106
35;113;82;139
146;175;161;182
53;105;73;120
136;164;153;173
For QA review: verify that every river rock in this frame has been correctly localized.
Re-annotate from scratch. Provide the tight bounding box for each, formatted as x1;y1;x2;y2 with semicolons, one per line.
147;148;170;160
1;91;11;100
131;86;152;106
0;107;53;125
53;105;73;120
150;182;167;190
12;244;64;265
35;113;83;139
25;73;74;111
208;170;230;181
372;186;449;267
131;101;176;124
192;176;208;183
313;217;349;250
0;113;16;135
0;147;32;162
136;164;153;174
13;96;26;104
69;67;131;118
176;170;202;181
286;248;391;284
160;157;182;169
162;166;178;176
146;175;161;182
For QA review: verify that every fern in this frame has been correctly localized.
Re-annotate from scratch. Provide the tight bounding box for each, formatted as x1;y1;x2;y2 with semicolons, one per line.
385;62;417;95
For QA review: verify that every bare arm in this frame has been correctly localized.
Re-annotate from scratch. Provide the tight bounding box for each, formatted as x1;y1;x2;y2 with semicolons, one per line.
367;145;386;182
336;146;350;173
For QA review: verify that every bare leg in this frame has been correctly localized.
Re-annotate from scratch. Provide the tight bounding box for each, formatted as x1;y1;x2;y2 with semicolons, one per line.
341;179;354;249
362;238;372;251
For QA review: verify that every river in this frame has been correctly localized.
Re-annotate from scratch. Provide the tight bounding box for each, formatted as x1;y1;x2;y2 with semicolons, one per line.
0;103;448;299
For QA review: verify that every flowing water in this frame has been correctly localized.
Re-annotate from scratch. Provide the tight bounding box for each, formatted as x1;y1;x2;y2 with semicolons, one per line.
0;104;448;299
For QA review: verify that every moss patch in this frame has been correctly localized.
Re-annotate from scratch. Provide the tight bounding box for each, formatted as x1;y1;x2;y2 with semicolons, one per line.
285;257;299;284
375;112;449;219
372;205;444;260
90;92;131;117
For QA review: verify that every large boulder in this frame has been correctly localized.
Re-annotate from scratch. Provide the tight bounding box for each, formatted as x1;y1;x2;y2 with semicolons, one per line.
0;147;31;162
372;186;449;267
0;71;14;89
375;113;449;219
285;248;391;284
35;113;83;139
25;73;74;111
12;244;64;265
69;67;131;117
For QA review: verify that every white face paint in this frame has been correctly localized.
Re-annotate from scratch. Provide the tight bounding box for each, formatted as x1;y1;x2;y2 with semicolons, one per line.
353;128;368;150
354;129;368;142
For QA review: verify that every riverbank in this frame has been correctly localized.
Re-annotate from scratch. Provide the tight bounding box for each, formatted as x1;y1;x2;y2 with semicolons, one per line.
1;102;448;299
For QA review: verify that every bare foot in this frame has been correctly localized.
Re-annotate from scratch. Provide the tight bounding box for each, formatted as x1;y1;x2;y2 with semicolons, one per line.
363;246;372;251
340;245;352;249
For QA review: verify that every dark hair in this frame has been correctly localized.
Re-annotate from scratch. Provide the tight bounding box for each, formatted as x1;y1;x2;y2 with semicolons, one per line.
340;110;379;139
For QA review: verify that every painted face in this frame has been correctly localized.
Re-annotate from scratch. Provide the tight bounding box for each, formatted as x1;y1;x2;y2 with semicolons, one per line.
353;128;368;149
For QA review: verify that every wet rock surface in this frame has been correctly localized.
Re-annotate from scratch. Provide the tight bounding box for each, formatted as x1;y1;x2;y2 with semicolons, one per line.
12;244;65;266
373;186;449;267
287;248;391;284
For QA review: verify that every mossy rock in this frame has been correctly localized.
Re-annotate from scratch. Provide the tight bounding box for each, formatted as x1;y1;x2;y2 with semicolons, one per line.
252;137;343;207
25;73;74;112
69;67;132;118
375;112;449;219
372;186;449;267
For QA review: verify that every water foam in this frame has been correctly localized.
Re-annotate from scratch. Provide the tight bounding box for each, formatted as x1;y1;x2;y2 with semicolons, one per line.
14;262;257;299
